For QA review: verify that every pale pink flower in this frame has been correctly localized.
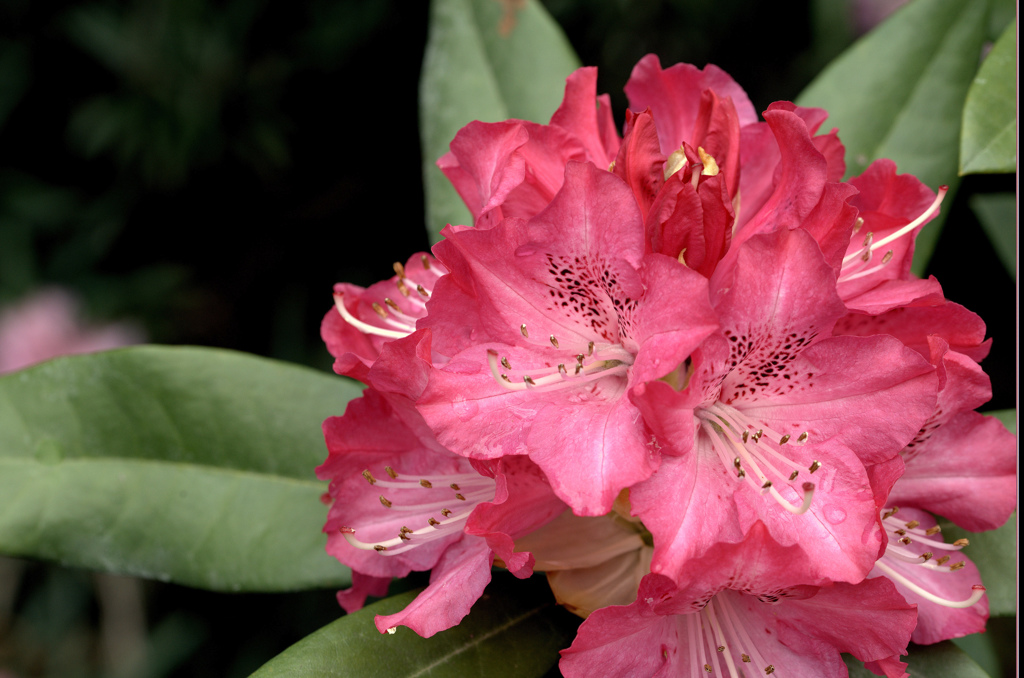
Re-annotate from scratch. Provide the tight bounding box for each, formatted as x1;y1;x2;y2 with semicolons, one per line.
0;288;143;374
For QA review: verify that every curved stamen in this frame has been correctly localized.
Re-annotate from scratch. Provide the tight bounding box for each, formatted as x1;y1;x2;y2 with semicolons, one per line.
699;415;815;515
334;292;412;339
841;186;948;270
487;349;631;393
874;560;986;608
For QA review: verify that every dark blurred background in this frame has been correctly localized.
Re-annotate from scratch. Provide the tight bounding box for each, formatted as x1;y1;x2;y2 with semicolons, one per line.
0;0;1014;676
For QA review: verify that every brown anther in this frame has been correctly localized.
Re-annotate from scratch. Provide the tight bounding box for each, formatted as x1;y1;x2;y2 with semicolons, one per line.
450;483;460;490
501;356;512;370
704;665;712;673
419;479;433;488
853;217;864;233
588;341;595;355
779;434;791;445
374;544;387;552
883;506;900;519
558;364;567;376
920;552;933;561
953;538;969;547
733;457;742;469
742;431;750;443
894;529;906;536
808;460;821;473
441;508;452;517
736;469;746;479
935;556;950;565
421;254;431;270
949;561;966;571
752;429;763;443
741;654;751;663
393;262;406;278
398;532;410;541
428;518;440;527
905;520;920;529
717;646;725;653
576;354;585;365
371;302;388;319
575;363;583;375
863;232;874;247
385;466;398;479
761;480;773;490
501;374;511;382
524;375;536;386
797;432;809;443
455;493;466;501
765;665;775;675
899;537;912;545
396;279;411;297
416;284;429;297
362;470;376;485
860;250;872;262
520;324;529;337
881;250;894;264
789;471;800;481
379;496;393;508
550;334;559;348
384;297;401;311
925;526;942;536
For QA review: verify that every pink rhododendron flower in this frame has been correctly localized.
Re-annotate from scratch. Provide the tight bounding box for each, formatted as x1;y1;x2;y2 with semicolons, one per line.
318;385;565;637
0;287;143;374
560;525;917;678
630;227;938;587
417;161;717;515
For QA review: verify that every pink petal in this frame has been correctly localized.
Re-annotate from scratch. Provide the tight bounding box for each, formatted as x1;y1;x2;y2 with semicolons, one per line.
373;537;493;637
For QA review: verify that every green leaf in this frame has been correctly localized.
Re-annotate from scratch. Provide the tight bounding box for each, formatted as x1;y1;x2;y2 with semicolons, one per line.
970;193;1017;278
796;0;990;273
0;346;363;591
939;512;1017;617
845;640;992;678
251;574;581;677
960;19;1017;174
420;0;581;243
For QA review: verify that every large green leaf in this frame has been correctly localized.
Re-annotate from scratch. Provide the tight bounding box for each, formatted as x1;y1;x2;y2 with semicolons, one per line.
796;0;990;273
939;512;1017;617
0;346;362;591
420;0;580;243
251;574;580;677
845;641;991;678
960;19;1016;174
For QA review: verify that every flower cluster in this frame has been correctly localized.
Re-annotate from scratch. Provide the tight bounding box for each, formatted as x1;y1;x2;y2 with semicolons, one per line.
317;55;1015;676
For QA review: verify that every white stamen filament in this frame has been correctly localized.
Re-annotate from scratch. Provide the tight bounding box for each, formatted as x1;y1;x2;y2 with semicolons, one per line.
874;560;986;608
487;345;633;393
698;405;815;515
342;466;495;555
840;186;948;278
683;594;774;676
334;292;412;339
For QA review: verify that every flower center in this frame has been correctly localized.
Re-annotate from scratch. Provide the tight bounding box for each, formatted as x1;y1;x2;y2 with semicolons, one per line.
837;185;948;284
873;507;986;608
680;592;777;677
339;465;495;556
333;255;447;339
486;325;635;393
696;402;817;515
